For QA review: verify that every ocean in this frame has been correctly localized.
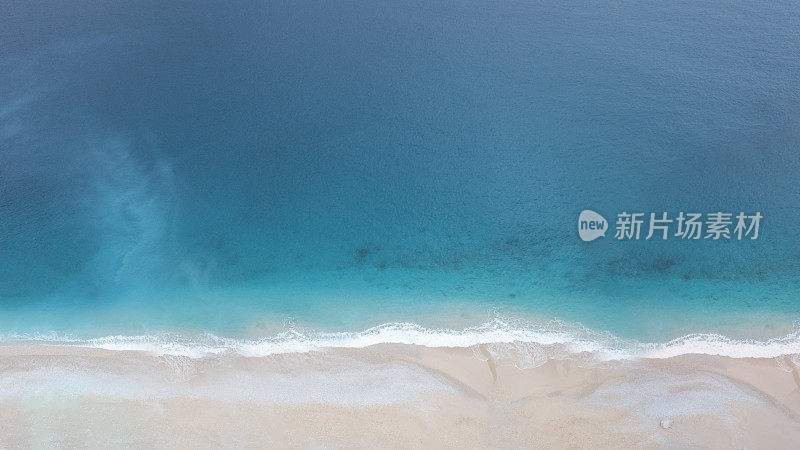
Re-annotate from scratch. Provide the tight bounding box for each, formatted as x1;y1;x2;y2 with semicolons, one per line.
1;0;799;358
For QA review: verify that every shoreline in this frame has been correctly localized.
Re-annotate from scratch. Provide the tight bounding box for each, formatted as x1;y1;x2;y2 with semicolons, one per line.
2;343;800;447
2;315;800;360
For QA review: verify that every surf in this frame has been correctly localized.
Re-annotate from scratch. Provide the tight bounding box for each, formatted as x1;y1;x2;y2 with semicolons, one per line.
3;317;799;362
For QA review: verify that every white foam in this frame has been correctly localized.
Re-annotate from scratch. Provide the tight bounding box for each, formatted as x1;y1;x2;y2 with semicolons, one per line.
640;331;800;359
2;317;799;361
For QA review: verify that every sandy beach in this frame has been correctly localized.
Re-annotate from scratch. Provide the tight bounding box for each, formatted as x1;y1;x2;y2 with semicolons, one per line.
1;343;799;448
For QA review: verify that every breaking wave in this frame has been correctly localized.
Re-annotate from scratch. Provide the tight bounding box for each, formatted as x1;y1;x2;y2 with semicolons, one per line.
3;317;800;362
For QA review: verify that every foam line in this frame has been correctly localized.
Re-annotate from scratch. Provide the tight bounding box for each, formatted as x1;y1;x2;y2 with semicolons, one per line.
2;318;799;360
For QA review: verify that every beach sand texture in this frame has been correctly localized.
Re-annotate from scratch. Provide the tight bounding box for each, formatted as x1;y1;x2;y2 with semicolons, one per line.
1;344;799;448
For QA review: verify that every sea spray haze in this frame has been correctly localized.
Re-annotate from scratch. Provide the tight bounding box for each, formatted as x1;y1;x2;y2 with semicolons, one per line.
1;0;800;348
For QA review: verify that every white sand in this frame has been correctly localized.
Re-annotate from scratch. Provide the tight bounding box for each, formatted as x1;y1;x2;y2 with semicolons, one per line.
1;343;799;448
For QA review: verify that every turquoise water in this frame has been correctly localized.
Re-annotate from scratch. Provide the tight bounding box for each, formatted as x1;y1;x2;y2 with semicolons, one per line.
1;1;799;347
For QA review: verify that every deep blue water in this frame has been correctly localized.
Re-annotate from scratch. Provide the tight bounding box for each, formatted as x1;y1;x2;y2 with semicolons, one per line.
1;0;799;341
